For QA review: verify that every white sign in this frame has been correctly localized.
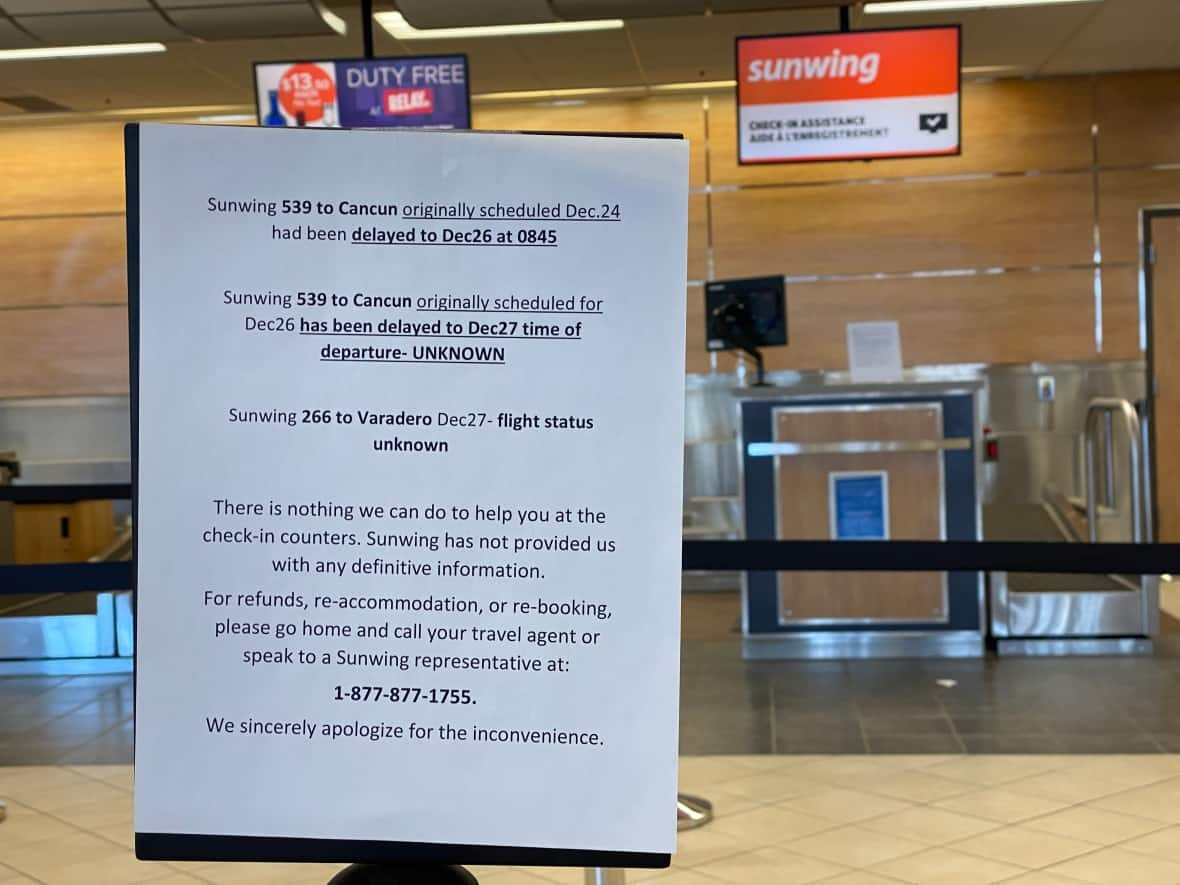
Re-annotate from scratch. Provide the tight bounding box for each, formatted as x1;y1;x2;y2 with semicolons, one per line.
847;321;903;383
828;471;890;541
130;123;688;861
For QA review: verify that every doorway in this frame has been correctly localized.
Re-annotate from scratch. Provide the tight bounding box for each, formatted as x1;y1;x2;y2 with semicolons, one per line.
1143;208;1180;543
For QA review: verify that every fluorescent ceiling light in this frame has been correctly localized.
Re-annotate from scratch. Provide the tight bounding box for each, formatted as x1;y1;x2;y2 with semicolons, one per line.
866;0;1098;11
375;11;623;40
197;114;255;124
650;80;736;93
0;42;166;62
320;6;347;35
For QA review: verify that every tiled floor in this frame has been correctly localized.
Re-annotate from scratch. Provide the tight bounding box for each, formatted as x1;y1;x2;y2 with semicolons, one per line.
0;676;132;766
10;756;1180;883
681;640;1180;755
12;640;1180;763
10;593;1180;881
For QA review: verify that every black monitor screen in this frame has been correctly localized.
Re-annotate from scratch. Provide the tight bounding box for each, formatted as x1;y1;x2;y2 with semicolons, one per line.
705;276;787;352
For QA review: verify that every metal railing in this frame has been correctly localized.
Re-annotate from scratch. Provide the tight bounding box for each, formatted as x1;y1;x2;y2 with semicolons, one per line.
1084;398;1146;543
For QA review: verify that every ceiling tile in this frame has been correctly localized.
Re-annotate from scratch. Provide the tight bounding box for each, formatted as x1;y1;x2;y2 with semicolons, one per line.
0;0;1177;116
626;8;838;84
2;0;151;11
14;10;185;44
396;0;558;28
553;0;704;17
167;3;345;40
0;17;40;49
858;5;1100;69
711;0;840;8
1041;0;1180;74
510;28;641;88
156;0;330;5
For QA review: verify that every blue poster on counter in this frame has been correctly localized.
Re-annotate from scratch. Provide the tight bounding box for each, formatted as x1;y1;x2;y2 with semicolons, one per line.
830;472;889;540
254;55;469;130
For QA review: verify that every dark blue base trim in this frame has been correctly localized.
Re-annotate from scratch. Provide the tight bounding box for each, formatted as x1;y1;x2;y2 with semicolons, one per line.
135;833;670;869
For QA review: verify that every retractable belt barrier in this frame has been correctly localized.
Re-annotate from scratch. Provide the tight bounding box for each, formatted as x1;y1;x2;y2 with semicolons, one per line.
4;538;1178;597
0;561;133;595
682;540;1180;575
0;483;131;504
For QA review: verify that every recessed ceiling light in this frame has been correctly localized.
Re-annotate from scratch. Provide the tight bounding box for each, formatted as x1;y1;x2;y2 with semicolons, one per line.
0;42;166;62
375;11;624;40
866;0;1099;11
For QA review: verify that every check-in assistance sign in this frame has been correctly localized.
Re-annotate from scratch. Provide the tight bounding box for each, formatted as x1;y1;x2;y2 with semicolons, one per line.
736;27;960;164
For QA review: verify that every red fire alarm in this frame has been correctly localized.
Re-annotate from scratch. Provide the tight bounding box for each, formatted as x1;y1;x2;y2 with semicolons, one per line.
983;426;999;462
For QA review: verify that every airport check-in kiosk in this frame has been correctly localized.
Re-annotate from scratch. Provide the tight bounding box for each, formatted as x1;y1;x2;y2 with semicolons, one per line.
737;381;985;659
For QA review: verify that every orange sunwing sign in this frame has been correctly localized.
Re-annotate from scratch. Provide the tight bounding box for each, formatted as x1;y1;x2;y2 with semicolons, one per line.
736;27;961;164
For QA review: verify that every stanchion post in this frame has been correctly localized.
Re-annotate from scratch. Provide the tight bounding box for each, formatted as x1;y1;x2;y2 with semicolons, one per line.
327;864;478;884
677;793;714;831
584;868;626;885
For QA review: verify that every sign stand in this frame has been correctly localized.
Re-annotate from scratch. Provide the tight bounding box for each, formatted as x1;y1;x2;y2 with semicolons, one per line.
676;794;713;831
328;864;477;884
584;870;625;885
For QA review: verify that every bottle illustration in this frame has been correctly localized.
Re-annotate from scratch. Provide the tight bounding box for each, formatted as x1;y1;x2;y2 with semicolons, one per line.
263;90;286;126
322;100;338;127
295;110;306;127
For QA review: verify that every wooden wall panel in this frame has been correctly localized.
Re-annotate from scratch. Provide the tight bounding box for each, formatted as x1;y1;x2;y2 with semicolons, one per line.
711;172;1094;279
1096;71;1180;168
0;214;126;307
21;66;1180;396
685;285;708;374
709;77;1093;187
1100;266;1141;361
0;124;124;217
474;96;707;187
754;269;1098;372
1098;168;1180;263
687;194;707;281
14;501;116;564
0;306;128;397
774;407;945;621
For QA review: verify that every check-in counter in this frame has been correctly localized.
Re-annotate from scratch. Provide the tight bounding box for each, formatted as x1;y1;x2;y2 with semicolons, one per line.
737;380;984;659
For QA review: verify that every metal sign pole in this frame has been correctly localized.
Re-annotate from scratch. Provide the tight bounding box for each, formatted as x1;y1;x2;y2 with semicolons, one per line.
584;869;625;885
361;0;375;59
677;793;713;830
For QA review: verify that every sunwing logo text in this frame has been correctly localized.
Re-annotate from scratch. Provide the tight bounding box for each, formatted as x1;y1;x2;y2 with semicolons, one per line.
746;50;881;86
